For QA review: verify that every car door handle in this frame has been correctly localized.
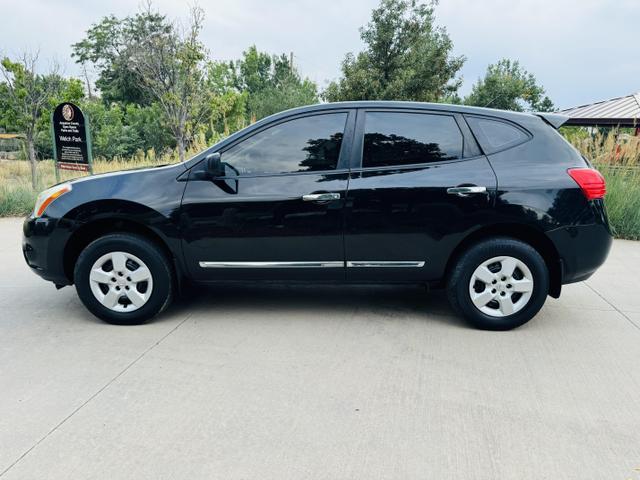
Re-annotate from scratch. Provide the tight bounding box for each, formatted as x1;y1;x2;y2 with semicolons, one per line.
447;186;487;197
302;193;341;202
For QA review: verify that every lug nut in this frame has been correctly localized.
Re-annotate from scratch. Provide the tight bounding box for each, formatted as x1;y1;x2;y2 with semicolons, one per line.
506;284;512;289
500;292;506;296
115;286;121;291
118;272;123;277
491;289;496;294
111;277;116;282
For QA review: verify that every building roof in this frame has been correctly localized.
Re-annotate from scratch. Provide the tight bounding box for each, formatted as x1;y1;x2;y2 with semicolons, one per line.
559;92;640;127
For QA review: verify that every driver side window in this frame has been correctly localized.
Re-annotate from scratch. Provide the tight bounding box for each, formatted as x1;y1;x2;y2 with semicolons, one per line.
222;113;348;175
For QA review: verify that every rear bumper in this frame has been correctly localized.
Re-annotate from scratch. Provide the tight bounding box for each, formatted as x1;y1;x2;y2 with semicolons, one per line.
546;213;612;285
22;216;71;286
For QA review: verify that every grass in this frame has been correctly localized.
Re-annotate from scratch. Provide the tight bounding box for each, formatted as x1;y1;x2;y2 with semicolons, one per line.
0;153;182;217
595;164;640;240
563;128;640;240
1;131;640;239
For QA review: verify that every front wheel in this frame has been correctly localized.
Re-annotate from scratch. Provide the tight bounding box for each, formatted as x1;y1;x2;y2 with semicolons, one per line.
74;233;174;325
447;237;549;330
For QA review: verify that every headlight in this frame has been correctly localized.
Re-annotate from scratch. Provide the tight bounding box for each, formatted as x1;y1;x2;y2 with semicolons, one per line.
33;184;72;218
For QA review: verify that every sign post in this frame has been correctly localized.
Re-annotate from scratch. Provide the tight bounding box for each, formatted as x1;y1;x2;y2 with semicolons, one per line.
51;102;93;179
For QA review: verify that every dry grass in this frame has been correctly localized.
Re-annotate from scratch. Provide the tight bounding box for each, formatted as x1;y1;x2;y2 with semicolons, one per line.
564;128;640;166
563;129;640;240
0;135;212;216
0;153;183;216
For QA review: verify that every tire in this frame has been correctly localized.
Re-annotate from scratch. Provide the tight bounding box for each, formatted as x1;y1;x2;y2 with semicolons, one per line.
446;237;549;331
74;233;174;325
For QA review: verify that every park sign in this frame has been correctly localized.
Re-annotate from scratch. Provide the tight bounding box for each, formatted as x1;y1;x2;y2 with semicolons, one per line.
51;102;93;174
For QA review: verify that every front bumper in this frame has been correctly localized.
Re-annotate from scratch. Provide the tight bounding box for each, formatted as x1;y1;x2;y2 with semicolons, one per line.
22;215;71;286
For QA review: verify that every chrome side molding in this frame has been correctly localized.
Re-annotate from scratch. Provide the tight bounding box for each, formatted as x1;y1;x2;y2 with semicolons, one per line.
347;261;425;268
199;260;426;268
198;261;343;268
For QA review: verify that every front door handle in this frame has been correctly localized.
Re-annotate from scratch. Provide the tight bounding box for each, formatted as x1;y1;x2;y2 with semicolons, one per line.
447;186;487;197
302;193;341;202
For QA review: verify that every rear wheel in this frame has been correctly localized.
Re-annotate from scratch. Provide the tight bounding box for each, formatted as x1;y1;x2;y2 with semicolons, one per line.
74;233;174;325
447;237;549;330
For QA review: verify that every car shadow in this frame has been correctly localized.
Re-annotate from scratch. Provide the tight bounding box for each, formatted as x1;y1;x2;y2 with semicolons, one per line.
163;283;464;328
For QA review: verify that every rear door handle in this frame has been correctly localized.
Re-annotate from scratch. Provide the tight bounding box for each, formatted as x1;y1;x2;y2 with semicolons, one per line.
447;186;487;197
302;193;341;202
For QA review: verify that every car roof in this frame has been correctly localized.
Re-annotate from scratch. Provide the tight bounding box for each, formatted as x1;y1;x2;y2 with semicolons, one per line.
266;100;541;123
183;100;549;169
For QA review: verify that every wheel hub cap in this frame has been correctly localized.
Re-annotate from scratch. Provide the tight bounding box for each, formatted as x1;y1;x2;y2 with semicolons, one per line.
468;255;534;318
88;251;153;313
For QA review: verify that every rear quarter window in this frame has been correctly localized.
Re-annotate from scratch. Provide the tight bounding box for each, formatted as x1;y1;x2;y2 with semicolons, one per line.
466;116;530;154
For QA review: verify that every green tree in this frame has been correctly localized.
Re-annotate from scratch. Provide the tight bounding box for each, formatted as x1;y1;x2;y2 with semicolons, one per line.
76;100;174;159
79;101;142;158
125;103;175;155
232;46;318;121
0;53;82;188
207;61;248;137
325;0;464;102
126;5;212;161
233;46;272;96
72;10;171;105
464;59;554;112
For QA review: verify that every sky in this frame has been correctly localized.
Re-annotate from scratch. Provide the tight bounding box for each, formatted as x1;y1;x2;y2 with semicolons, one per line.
1;0;638;110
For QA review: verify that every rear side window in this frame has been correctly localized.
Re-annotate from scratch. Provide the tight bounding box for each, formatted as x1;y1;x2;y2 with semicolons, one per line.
223;113;347;175
466;116;529;154
362;112;463;168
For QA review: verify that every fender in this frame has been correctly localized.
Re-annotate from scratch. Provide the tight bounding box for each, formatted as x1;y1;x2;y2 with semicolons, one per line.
37;163;188;285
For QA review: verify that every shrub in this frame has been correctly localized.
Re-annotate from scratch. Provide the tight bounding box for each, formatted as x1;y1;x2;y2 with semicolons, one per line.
566;128;640;240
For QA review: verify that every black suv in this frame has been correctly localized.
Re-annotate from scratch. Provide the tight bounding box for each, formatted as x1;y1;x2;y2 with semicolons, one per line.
23;102;611;330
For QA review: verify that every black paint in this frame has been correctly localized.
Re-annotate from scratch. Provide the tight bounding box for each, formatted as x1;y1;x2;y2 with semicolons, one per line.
24;101;612;298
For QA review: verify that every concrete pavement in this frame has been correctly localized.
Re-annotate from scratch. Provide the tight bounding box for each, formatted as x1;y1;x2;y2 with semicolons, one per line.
0;217;639;480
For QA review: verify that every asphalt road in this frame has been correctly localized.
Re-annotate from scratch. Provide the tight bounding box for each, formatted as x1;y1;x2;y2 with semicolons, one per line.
1;217;639;480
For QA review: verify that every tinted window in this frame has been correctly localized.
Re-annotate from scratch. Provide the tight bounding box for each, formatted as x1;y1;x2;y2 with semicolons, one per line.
223;113;347;175
362;112;463;168
466;116;529;153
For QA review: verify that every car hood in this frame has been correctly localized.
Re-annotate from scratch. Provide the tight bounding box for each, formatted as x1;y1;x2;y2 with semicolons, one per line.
63;162;186;187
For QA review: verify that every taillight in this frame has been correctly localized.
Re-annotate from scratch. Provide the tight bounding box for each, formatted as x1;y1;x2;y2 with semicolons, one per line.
567;168;606;200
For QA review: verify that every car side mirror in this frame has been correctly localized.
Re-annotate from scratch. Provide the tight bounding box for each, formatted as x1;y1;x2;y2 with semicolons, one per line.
205;153;225;178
